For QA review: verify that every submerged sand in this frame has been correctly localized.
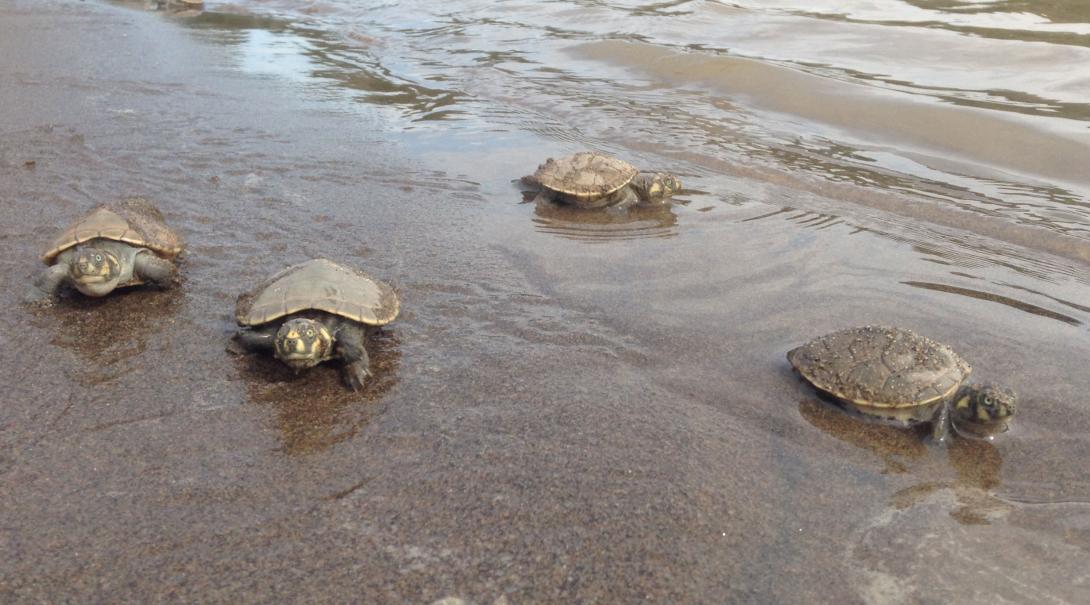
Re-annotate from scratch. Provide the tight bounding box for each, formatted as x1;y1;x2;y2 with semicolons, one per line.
1;1;1088;604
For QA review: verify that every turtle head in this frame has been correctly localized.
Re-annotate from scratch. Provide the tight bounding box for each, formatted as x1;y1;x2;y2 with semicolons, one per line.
636;173;682;202
951;384;1017;439
274;318;333;370
69;247;122;296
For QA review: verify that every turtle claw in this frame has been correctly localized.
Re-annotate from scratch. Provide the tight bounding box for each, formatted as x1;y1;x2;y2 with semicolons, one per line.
343;363;372;392
225;335;247;356
23;287;56;308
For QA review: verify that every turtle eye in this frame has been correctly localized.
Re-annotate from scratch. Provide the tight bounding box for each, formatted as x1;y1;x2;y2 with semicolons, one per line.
983;395;994;407
95;254;102;262
306;329;315;338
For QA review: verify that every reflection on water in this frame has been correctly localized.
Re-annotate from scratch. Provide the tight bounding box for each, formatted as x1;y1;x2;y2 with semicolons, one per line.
798;399;1008;525
733;0;1090;38
891;438;1008;526
237;329;401;455
1000;281;1090;314
739;200;1090;299
174;8;465;124
798;398;927;474
740;206;857;233
902;280;1082;326
531;197;679;242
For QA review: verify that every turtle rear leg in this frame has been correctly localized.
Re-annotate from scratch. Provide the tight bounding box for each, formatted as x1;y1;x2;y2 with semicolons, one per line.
335;323;372;392
25;264;70;306
134;252;177;288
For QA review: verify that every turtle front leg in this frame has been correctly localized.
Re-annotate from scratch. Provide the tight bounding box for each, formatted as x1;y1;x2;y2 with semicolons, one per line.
335;323;372;392
133;252;177;288
931;403;952;442
25;264;70;306
609;186;640;209
228;326;277;355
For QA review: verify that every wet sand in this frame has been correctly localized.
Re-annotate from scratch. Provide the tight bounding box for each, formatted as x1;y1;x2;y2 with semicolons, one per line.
2;1;1090;604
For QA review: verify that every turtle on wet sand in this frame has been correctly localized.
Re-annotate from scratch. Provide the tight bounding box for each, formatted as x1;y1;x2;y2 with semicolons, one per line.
27;197;183;305
522;151;681;209
230;259;400;391
787;325;1017;441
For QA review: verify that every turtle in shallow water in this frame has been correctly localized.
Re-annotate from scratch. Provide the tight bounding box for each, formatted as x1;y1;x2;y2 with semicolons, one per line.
787;325;1017;441
27;197;183;305
522;151;681;209
230;259;399;391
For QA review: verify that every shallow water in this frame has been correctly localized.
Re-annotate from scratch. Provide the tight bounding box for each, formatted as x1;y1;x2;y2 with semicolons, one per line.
1;0;1089;603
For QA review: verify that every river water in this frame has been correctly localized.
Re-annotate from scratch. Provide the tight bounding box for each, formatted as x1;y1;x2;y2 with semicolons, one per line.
1;0;1088;603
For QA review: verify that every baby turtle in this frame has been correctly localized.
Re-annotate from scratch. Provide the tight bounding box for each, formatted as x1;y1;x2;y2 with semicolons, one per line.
27;197;182;304
522;151;681;209
230;259;399;391
787;326;1016;441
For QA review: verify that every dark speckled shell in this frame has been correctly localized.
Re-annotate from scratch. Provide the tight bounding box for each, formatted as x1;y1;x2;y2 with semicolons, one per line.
787;325;971;411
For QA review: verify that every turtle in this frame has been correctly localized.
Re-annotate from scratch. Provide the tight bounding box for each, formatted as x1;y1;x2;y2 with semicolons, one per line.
787;325;1017;441
229;258;400;391
26;197;183;305
521;151;682;209
166;0;205;14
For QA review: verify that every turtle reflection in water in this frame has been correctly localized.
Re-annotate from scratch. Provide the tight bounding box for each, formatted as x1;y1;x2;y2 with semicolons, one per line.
788;326;1017;441
229;259;400;392
26;197;182;305
521;151;681;209
532;197;679;242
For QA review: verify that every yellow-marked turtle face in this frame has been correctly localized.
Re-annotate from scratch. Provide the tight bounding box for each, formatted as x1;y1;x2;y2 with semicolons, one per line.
952;384;1017;439
70;247;122;296
656;174;682;197
274;318;333;370
642;173;682;201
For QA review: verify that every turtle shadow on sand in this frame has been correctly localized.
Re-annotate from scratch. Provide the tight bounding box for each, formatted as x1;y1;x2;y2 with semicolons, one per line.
234;329;402;456
797;397;927;475
29;288;183;385
891;437;1007;526
798;398;1008;525
528;194;680;242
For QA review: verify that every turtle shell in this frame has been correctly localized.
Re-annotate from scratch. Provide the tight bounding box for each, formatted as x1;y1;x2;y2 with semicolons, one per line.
42;197;183;263
532;152;639;201
236;259;399;327
787;325;971;411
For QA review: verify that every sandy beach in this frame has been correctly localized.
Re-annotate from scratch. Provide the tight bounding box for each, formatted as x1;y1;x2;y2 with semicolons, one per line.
2;1;1089;603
